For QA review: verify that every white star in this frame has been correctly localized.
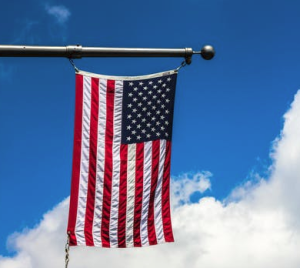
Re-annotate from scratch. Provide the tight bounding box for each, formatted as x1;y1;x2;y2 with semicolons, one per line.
143;96;147;101
132;108;137;113
142;107;147;111
143;86;148;90
133;98;137;102
139;82;144;86
167;77;171;81
157;100;161;104
137;113;142;118
152;95;157;99
142;129;146;133
161;126;165;130
152;105;156;110
132;119;136;124
161;104;165;108
137;124;141;129
127;136;131;141
156;110;161;115
165;121;169;125
137;135;141;140
165;133;169;137
127;125;132;130
151;127;155;132
147;101;152;105
160;115;165;120
128;92;133;97
142;118;146;122
128;103;133;108
162;94;166;98
132;130;136;135
158;79;162;84
156;121;160;126
146;134;151;138
138;92;143;96
156;132;160;136
134;87;138;91
166;88;171;92
153;85;158;89
147;111;152;116
158;89;162;93
148;90;153;95
151;116;156;121
147;123;151;127
162;83;166;87
148;81;153;85
129;82;134;86
166;99;170;103
138;102;142;107
127;114;132;119
165;109;169;114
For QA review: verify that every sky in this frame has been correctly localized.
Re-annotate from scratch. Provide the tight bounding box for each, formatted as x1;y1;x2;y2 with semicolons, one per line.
0;0;300;267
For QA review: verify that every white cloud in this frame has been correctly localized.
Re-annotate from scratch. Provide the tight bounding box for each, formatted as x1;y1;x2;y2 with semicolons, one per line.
1;90;300;268
171;171;211;207
45;5;71;24
11;20;40;44
10;5;71;44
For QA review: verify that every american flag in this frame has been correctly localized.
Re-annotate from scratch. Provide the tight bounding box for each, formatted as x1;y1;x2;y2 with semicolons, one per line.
67;69;177;247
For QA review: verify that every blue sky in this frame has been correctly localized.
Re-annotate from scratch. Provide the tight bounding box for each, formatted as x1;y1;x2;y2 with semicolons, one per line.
1;0;300;266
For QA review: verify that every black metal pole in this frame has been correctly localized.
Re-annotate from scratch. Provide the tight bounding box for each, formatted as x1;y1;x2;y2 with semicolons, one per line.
0;45;215;62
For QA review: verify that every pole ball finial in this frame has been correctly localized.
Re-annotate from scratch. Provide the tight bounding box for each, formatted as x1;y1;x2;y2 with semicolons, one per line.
200;45;215;60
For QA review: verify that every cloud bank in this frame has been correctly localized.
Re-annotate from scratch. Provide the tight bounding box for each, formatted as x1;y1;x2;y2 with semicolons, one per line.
1;91;300;268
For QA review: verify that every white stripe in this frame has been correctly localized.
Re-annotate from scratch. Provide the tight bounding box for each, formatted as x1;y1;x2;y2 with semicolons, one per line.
75;76;92;245
154;139;166;243
126;143;136;247
109;80;123;247
92;78;107;246
140;141;152;246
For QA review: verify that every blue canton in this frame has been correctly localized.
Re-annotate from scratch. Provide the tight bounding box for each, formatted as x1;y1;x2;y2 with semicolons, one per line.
121;73;177;144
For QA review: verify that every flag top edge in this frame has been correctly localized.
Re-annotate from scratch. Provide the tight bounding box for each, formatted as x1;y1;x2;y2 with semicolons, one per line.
77;69;178;80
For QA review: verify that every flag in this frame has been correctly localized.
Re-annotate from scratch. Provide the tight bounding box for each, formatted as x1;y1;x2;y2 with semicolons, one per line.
67;69;177;248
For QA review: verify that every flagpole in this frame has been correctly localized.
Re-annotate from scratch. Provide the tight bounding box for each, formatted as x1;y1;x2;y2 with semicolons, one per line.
0;45;215;63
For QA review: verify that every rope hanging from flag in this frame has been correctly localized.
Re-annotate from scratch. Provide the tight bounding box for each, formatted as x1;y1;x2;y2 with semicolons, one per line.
65;232;70;268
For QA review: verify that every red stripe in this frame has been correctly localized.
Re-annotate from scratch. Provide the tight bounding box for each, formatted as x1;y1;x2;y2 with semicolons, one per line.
67;74;83;246
133;143;144;247
162;141;174;242
147;140;159;245
101;79;115;248
118;144;128;247
84;78;99;246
